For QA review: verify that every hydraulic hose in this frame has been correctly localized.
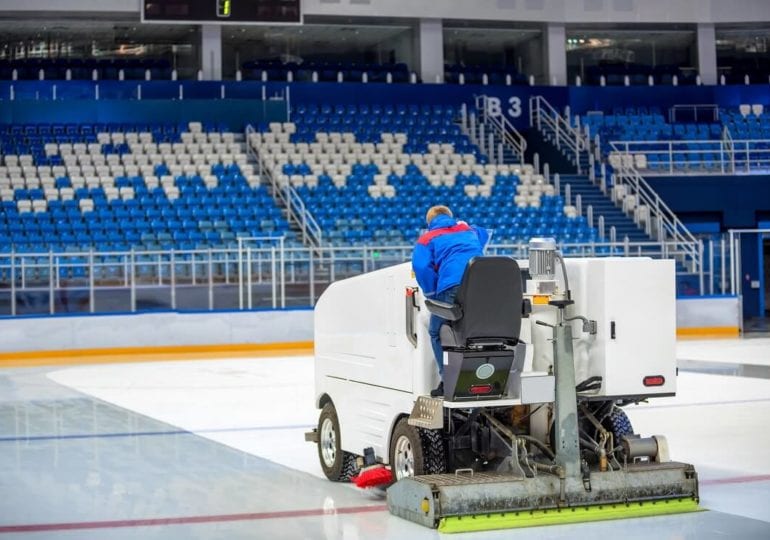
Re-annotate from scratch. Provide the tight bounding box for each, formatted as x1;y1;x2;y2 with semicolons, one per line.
517;434;556;461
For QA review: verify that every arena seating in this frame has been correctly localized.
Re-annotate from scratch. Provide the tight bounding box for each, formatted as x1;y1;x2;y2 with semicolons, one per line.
250;104;595;247
241;60;410;82
0;58;172;80
444;64;528;85
0;122;290;258
580;108;722;172
721;105;770;138
583;64;696;86
582;105;770;173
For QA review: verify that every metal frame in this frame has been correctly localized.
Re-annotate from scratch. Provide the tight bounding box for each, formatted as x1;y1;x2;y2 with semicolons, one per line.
0;239;705;317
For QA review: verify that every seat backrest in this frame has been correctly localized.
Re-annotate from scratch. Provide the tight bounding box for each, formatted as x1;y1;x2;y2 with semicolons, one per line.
450;256;523;346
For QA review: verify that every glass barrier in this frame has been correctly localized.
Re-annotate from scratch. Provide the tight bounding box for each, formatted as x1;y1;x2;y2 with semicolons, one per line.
0;239;709;317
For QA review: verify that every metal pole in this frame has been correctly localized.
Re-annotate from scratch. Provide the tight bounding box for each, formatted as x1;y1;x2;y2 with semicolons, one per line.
10;251;16;316
208;249;214;310
247;247;253;310
309;247;315;306
170;250;176;310
698;240;704;295
238;238;244;310
49;251;54;315
720;236;726;294
729;231;735;295
736;236;743;300
88;249;95;313
708;238;714;295
130;248;136;312
270;246;276;309
553;322;580;478
280;238;286;309
746;142;750;173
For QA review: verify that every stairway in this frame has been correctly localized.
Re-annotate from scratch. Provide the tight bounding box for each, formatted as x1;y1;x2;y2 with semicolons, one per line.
559;174;650;242
523;129;576;174
533;118;592;173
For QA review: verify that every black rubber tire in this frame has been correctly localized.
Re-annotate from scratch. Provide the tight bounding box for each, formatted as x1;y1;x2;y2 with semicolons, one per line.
317;402;358;482
389;418;446;480
609;407;634;441
420;428;447;475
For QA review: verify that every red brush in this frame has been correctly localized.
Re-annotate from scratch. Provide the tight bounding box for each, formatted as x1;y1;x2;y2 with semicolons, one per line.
352;465;393;489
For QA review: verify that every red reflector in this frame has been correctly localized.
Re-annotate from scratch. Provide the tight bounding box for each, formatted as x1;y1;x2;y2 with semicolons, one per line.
643;375;665;387
469;384;493;395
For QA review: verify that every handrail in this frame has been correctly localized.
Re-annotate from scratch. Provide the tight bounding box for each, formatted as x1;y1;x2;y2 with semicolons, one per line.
607;135;770;175
610;163;702;274
721;126;736;174
529;95;591;173
473;95;527;163
0;238;707;316
245;124;323;247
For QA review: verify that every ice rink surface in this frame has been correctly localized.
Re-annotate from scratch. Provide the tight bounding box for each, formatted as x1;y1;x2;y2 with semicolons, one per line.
1;338;769;539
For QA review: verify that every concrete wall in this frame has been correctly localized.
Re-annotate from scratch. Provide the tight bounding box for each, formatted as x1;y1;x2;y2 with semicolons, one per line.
0;309;313;354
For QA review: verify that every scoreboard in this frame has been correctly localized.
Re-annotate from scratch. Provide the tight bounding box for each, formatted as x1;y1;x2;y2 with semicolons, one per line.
143;0;302;24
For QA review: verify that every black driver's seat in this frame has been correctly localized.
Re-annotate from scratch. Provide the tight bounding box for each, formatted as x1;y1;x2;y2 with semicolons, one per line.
424;256;523;349
423;256;526;401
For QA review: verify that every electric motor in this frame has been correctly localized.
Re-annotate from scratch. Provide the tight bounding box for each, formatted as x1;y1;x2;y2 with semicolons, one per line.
528;237;557;281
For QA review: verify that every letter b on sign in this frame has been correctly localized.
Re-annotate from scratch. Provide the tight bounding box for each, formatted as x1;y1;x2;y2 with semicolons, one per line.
485;97;503;118
485;96;522;119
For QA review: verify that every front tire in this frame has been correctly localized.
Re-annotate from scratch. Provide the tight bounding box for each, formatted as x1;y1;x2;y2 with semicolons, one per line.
389;418;446;480
317;402;358;481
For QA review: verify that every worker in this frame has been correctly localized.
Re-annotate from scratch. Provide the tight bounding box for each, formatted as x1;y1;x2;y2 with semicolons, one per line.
412;205;490;397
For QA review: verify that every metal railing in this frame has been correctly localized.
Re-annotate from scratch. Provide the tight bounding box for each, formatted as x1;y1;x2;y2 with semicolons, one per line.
245;124;323;247
529;95;591;173
728;229;770;299
608;137;770;175
722;126;736;173
610;164;703;281
527;95;702;283
0;239;708;318
469;95;527;164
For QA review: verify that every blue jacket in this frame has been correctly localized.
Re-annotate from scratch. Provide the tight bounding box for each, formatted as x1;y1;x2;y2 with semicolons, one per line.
412;214;489;297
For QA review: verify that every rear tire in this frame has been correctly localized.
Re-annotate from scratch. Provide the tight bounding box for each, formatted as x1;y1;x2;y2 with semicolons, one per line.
609;407;634;440
389;418;446;480
317;402;358;482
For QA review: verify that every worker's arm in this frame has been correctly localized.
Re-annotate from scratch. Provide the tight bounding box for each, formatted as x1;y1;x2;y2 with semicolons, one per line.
473;225;491;250
412;242;438;297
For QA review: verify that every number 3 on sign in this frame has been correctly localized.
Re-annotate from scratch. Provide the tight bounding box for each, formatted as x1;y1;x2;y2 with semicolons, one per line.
485;96;522;119
508;97;522;118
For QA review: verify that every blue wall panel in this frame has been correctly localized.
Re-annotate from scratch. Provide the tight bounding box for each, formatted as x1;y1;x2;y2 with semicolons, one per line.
647;175;770;229
0;98;286;130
